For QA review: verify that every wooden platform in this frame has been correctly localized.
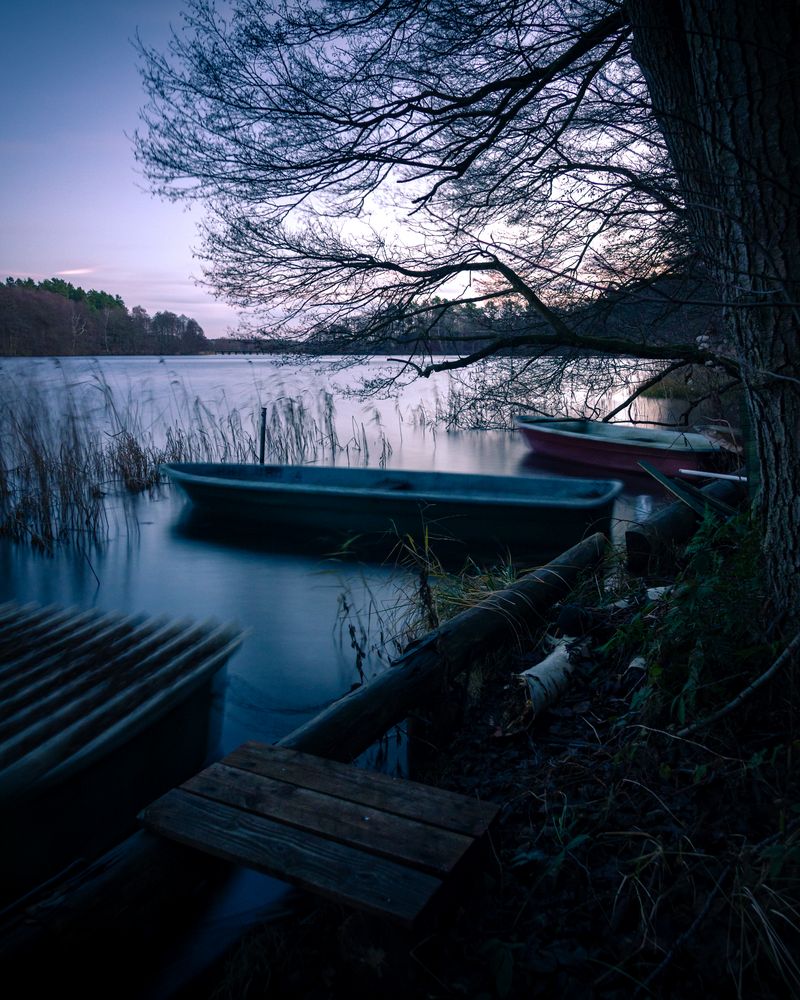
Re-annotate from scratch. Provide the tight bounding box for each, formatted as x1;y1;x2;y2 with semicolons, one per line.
0;600;243;801
140;740;499;927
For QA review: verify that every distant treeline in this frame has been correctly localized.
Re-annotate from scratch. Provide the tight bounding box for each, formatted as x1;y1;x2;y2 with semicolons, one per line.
0;277;209;356
239;275;717;358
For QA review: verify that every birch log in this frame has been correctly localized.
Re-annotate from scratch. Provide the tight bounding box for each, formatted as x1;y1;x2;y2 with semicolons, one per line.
520;639;587;716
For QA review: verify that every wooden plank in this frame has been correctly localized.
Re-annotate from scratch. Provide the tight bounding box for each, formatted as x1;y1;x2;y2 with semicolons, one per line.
0;617;193;727
0;606;81;659
140;788;443;927
0;615;153;718
626;476;747;572
184;762;474;876
638;460;735;516
226;742;497;837
0;635;239;798
44;638;239;791
0;621;233;762
0;609;109;684
0;609;147;677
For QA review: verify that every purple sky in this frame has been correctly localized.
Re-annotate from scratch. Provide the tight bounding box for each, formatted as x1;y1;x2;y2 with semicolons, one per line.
1;1;240;338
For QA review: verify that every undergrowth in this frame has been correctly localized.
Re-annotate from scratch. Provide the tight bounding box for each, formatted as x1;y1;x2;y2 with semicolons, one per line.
606;512;774;729
208;511;800;999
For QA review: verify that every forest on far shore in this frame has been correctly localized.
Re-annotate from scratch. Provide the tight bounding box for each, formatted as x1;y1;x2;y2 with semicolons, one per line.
0;277;210;356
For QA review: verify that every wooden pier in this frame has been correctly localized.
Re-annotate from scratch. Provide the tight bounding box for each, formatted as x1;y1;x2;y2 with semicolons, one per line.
141;740;498;927
0;601;242;799
0;537;606;987
0;600;243;900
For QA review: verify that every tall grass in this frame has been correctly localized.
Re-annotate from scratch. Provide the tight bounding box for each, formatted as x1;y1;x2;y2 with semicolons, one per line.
0;368;391;550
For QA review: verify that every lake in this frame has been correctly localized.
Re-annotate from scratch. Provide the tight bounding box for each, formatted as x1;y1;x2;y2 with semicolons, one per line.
0;353;670;994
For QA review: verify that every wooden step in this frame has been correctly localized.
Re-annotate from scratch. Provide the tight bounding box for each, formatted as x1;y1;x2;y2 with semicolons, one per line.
140;741;498;927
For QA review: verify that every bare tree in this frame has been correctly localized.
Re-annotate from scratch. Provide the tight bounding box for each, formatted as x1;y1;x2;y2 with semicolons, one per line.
135;0;800;614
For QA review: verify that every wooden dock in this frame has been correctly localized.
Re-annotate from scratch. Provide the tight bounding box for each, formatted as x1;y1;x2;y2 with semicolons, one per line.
0;600;243;800
140;740;499;927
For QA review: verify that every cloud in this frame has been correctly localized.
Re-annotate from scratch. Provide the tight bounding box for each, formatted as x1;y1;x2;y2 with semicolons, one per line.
57;267;96;276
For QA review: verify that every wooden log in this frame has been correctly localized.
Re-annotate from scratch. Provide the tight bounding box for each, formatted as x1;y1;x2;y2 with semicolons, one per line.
279;532;607;761
519;638;588;717
625;478;747;573
0;532;606;980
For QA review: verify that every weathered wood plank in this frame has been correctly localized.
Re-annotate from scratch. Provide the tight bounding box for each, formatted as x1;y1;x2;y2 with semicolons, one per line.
0;628;242;798
0;608;110;685
0;617;196;728
0;607;149;677
226;742;497;837
0;606;82;659
184;761;475;876
140;788;443;927
0;614;152;719
0;622;236;765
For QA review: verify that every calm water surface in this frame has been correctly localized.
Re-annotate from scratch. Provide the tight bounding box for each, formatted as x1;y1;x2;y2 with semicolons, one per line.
0;355;666;994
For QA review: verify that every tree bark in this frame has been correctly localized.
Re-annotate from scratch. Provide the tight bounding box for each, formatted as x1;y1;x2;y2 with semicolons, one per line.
627;0;800;618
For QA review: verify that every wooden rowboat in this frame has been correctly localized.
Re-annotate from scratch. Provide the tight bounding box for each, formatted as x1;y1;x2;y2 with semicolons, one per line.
515;415;726;476
162;463;623;561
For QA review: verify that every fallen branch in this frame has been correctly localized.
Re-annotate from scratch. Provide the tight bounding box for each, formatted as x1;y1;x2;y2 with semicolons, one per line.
678;629;800;737
626;477;747;572
281;533;607;760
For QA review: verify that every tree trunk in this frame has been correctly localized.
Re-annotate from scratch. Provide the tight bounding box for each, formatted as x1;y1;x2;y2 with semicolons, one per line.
627;0;800;618
625;476;747;573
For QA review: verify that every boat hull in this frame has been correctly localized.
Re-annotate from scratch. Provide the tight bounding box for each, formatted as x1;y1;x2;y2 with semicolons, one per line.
163;463;623;562
515;417;725;476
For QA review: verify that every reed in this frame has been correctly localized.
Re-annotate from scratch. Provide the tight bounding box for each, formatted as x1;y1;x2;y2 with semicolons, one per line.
0;368;388;550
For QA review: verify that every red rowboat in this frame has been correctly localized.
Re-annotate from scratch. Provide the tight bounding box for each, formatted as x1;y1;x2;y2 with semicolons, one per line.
515;416;726;476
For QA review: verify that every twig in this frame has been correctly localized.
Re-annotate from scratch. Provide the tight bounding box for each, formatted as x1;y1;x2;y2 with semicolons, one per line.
678;630;800;738
601;360;689;423
633;864;733;997
633;818;800;996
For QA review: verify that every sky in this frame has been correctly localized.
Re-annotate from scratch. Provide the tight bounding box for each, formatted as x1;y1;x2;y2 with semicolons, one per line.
1;1;241;338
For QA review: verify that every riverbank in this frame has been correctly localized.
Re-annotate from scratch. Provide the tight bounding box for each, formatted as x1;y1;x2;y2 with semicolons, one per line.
193;511;800;999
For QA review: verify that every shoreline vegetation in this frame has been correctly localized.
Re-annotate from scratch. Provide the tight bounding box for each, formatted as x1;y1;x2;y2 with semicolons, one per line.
0;357;733;553
1;274;719;362
0;367;400;551
1;277;208;357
